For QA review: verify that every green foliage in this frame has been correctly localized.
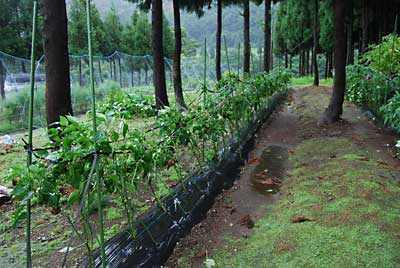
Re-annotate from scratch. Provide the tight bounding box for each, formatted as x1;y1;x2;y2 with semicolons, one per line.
9;70;290;259
345;64;399;110
0;0;43;58
361;34;400;75
103;5;124;55
380;93;400;132
68;0;107;55
319;0;334;53
98;90;156;119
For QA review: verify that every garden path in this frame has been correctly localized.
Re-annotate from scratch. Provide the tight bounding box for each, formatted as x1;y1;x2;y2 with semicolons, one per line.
165;86;400;268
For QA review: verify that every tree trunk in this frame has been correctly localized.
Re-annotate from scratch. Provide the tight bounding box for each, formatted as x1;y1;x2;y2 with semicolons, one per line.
305;50;309;75
289;54;292;70
361;0;368;54
0;62;5;99
243;0;251;74
109;59;113;80
325;53;329;79
131;70;134;87
285;50;288;69
113;59;117;81
320;0;346;125
216;0;222;80
346;0;354;65
79;59;83;86
98;61;102;83
264;0;271;72
313;0;319;86
42;0;73;127
298;50;302;76
152;0;169;109
172;0;186;109
118;57;122;87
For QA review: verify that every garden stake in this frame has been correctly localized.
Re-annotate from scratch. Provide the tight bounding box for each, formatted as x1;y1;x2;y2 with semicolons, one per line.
238;43;241;73
224;36;231;74
86;0;106;267
202;37;207;163
26;1;38;267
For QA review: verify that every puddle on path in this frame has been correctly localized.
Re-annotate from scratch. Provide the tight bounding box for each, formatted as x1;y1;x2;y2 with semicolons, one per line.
250;145;289;195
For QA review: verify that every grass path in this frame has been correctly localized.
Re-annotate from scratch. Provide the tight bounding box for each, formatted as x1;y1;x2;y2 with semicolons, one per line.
166;86;400;268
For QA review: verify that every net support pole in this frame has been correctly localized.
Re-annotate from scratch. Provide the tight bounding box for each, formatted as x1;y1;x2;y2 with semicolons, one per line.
26;1;38;267
86;0;106;267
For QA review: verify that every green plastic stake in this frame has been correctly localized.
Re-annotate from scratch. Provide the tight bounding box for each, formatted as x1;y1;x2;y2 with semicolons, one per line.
26;1;38;267
224;36;231;74
86;0;106;267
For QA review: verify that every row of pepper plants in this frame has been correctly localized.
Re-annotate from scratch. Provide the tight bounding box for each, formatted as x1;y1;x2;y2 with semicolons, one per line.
10;69;291;266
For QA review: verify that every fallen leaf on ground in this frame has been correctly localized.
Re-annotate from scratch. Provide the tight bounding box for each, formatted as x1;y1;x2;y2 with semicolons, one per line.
239;214;255;229
248;157;261;165
290;216;313;223
196;249;206;258
351;136;364;142
255;174;282;186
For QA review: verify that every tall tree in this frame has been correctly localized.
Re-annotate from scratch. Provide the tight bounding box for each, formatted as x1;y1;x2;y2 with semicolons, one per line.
264;0;271;72
172;0;186;109
152;0;169;109
68;0;106;55
42;0;73;127
103;5;123;55
320;0;346;124
243;0;250;74
312;0;319;86
216;0;223;80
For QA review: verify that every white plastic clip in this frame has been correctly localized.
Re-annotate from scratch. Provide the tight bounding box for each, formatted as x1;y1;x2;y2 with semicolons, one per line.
173;198;181;211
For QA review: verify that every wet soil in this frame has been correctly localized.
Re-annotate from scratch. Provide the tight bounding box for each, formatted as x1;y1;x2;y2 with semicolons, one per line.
164;86;399;268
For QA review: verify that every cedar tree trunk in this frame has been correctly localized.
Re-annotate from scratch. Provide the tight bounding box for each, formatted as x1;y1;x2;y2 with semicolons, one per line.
243;0;251;74
319;0;346;125
42;0;73;127
152;0;169;109
216;0;222;80
264;0;271;72
172;0;186;109
313;0;319;86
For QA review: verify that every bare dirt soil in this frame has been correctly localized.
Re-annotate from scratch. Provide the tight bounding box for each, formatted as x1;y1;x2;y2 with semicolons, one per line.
164;86;400;268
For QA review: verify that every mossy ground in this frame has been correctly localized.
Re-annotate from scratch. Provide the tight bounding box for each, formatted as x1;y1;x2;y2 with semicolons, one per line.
214;137;400;268
211;86;400;268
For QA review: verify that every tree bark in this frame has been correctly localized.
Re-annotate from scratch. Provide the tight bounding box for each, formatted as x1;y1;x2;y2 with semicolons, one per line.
152;0;169;109
109;59;113;80
313;0;319;86
346;0;354;65
305;49;309;75
0;62;5;99
361;0;368;54
98;61;102;83
216;0;222;80
325;52;329;79
172;0;186;109
243;0;251;74
118;57;122;87
298;50;302;76
285;50;288;69
320;0;346;125
264;0;271;72
42;0;73;127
